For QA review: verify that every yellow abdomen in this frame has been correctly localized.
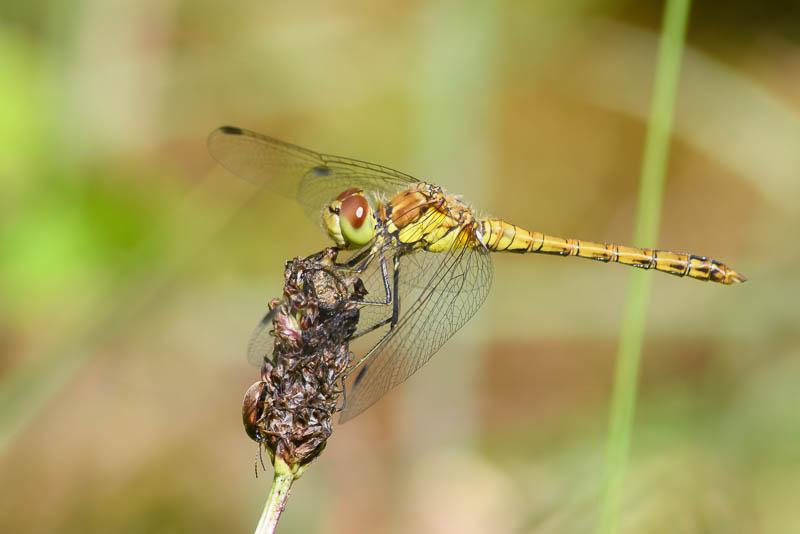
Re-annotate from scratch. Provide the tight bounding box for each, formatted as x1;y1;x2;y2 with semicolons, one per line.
479;219;746;285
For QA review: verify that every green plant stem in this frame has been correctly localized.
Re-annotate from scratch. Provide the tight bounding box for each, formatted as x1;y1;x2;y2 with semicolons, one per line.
255;457;296;534
597;1;691;533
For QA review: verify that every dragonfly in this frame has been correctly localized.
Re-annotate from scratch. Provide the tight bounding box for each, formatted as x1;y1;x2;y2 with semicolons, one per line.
208;126;746;422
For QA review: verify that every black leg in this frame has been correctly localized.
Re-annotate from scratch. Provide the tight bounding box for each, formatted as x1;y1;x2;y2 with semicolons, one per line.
326;247;374;273
353;249;393;307
343;252;404;384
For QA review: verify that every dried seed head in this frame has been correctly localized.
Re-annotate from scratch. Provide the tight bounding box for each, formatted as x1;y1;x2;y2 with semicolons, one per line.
242;248;365;472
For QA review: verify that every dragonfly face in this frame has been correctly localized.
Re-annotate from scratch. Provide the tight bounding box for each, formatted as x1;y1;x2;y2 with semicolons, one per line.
322;188;377;249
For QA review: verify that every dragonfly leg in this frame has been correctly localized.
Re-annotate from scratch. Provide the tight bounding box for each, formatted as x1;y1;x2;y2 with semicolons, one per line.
312;246;388;307
390;253;401;327
325;246;375;273
345;247;374;270
337;254;404;414
342;253;402;383
334;312;393;414
353;249;394;307
337;325;393;413
351;316;392;340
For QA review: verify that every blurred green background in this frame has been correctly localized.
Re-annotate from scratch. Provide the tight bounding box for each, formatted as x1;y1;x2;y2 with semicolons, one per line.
1;1;798;533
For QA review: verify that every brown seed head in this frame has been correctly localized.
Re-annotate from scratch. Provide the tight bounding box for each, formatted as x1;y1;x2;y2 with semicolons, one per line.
242;248;365;471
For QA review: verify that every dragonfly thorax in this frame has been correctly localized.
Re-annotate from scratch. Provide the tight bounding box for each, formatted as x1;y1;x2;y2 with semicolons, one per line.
322;188;377;249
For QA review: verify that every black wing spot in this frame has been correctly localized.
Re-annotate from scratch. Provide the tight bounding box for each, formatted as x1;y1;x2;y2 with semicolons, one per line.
312;165;332;176
354;365;368;386
219;125;244;135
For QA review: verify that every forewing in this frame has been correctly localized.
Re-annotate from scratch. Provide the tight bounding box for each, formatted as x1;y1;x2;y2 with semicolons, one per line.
207;126;418;223
340;242;493;422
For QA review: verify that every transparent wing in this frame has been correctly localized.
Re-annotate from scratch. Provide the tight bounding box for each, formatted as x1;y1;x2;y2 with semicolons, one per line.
208;126;418;222
341;239;493;422
247;306;280;366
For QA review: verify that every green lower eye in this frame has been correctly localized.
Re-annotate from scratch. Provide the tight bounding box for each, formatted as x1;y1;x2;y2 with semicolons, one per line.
341;215;375;247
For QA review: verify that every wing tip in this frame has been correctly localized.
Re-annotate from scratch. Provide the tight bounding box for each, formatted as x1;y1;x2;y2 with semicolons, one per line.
217;125;244;136
208;125;247;162
208;125;244;148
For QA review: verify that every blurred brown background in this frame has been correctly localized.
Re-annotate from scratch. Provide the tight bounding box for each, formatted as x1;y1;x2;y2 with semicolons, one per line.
1;1;798;533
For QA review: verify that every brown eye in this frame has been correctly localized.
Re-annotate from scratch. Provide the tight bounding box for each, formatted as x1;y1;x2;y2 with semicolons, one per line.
337;188;361;201
340;194;369;229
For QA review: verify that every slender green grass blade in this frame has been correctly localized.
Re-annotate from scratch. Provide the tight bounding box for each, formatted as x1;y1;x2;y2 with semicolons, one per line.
597;1;692;533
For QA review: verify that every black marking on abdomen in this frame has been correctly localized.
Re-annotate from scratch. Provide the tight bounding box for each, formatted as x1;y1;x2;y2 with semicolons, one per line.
312;166;332;176
507;225;517;252
709;261;726;282
540;249;571;256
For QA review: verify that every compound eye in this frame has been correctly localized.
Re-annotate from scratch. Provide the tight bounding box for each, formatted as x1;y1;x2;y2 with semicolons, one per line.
337;187;361;201
340;193;369;229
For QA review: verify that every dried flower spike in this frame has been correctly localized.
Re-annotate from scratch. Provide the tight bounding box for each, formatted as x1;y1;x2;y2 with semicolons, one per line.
243;247;365;470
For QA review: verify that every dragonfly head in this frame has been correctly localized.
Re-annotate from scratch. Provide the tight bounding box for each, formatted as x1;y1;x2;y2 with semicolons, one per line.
323;188;376;249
